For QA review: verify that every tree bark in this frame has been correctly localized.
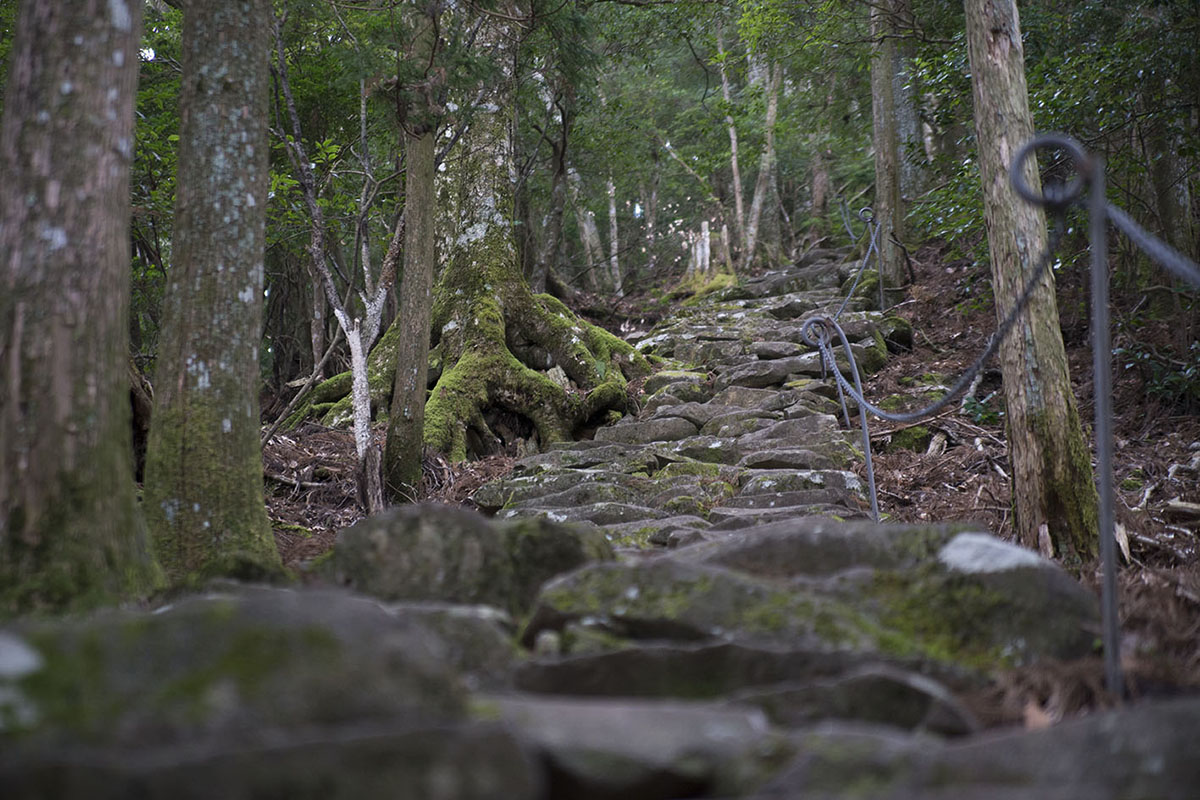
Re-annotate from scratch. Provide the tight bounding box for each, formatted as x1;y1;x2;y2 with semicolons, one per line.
0;0;162;613
643;145;660;276
809;76;835;242
145;0;283;582
421;33;646;461
891;0;924;202
870;0;907;299
384;12;439;501
532;88;573;295
568;167;606;291
744;59;782;271
605;172;623;296
717;22;747;269
964;0;1098;565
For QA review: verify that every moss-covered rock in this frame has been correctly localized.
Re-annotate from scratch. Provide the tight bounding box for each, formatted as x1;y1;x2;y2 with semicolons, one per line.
318;503;612;616
643;369;709;396
520;559;879;651
887;425;932;452
521;524;1099;673
1;586;466;746
0;587;541;798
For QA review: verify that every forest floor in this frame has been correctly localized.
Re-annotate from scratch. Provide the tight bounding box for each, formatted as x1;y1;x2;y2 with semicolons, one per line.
262;241;1200;728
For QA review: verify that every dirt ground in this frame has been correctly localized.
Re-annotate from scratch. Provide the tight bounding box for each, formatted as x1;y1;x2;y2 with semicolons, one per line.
263;243;1200;727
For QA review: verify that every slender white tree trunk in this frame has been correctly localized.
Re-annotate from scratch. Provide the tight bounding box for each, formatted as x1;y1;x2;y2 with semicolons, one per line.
717;22;747;267
568;167;606;291
606;173;623;296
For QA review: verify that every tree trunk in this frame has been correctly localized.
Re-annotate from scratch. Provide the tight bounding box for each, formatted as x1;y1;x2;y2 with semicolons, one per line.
384;37;438;501
421;38;646;461
532;89;573;295
744;59;782;271
717;22;747;269
0;0;162;613
145;0;283;582
870;0;907;299
569;167;606;291
964;0;1098;565
605;173;623;296
534;155;567;294
809;76;835;242
644;146;660;276
892;0;924;202
309;267;327;379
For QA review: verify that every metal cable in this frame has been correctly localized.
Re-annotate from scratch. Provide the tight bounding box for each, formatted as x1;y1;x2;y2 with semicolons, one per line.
805;218;1066;425
1107;204;1200;288
819;132;1197;699
835;207;880;320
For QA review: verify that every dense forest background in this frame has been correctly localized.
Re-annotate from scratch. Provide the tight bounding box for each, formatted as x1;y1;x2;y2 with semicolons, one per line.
1;0;1185;405
0;0;1197;608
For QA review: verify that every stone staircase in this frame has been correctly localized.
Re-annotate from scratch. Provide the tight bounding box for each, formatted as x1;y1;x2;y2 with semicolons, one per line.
4;250;1196;799
474;246;894;543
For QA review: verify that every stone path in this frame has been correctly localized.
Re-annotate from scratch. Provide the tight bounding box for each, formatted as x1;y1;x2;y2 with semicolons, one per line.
474;246;898;544
4;251;1196;799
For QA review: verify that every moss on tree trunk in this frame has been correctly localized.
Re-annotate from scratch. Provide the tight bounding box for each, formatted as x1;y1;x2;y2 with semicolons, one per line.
965;0;1098;566
0;0;162;614
143;0;283;583
423;234;646;463
290;23;647;470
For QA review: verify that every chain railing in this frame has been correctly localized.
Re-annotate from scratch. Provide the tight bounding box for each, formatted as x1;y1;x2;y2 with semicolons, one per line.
818;134;1200;697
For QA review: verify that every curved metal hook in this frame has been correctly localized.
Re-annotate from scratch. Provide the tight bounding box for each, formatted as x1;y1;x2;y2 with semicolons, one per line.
1009;133;1091;211
857;206;875;224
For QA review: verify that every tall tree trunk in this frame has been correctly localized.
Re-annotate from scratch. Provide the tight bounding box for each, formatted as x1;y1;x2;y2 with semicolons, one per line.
531;85;573;295
383;129;435;500
644;145;660;275
568;168;605;291
964;0;1098;565
870;0;907;299
892;0;924;202
717;22;747;268
145;0;282;582
384;10;440;501
422;28;645;461
744;59;782;271
309;268;327;378
606;173;623;296
0;0;161;613
809;76;835;242
534;150;567;294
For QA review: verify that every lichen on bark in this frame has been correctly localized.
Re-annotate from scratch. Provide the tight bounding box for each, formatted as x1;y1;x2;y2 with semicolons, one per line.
286;31;647;471
142;0;283;583
0;0;162;615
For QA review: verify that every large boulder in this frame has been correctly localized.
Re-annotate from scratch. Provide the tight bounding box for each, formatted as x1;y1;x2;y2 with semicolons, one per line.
521;522;1100;673
318;503;613;614
487;693;789;799
0;586;541;799
757;697;1200;799
520;558;884;652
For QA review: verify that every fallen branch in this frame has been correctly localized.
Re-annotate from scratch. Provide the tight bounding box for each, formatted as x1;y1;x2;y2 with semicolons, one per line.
264;471;339;491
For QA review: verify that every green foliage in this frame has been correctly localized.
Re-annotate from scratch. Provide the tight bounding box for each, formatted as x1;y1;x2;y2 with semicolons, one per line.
129;5;184;366
1116;339;1200;411
962;393;1003;426
0;0;18;112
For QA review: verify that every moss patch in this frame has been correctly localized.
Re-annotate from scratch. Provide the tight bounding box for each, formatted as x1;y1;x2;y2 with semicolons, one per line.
887;426;932;453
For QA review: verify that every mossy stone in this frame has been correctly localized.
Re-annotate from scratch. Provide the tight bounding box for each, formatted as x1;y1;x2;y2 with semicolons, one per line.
888;426;932;452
